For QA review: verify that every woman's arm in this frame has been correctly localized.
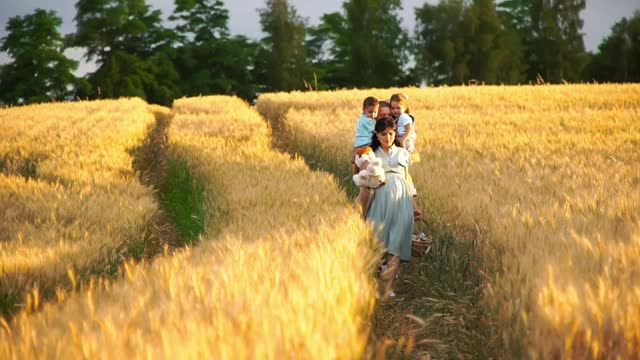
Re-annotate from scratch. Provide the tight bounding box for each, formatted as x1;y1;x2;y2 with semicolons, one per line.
403;163;415;195
404;159;422;220
411;196;422;221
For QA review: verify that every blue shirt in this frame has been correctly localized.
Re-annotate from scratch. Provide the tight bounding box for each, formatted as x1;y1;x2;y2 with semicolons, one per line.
353;113;376;148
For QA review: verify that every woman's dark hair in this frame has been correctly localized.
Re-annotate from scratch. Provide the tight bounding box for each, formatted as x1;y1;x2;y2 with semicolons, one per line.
370;117;397;151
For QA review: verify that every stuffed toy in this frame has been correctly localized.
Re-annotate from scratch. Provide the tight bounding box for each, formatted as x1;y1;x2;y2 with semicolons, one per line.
352;147;386;188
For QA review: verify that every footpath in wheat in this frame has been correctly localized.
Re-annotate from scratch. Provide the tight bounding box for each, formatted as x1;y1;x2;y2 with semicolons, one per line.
256;84;640;358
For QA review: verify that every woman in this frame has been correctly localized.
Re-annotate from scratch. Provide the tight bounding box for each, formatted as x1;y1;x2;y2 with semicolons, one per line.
365;117;421;297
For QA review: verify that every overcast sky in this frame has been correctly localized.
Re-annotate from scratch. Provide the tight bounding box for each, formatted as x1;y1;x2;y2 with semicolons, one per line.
1;0;638;75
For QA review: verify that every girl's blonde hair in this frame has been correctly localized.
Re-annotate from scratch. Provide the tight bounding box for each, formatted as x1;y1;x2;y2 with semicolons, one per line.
389;93;410;114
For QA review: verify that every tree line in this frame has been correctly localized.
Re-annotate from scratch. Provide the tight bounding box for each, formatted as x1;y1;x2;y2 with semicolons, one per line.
0;0;638;106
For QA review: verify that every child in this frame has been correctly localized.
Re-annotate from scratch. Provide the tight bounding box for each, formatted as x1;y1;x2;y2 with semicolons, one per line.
353;96;379;150
390;93;418;197
352;96;379;215
390;93;416;152
376;100;391;119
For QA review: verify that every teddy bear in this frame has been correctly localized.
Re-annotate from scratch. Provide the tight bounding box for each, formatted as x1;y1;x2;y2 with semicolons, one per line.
352;147;386;188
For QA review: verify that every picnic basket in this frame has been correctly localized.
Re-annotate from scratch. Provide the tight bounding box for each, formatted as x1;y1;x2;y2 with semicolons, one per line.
412;217;432;257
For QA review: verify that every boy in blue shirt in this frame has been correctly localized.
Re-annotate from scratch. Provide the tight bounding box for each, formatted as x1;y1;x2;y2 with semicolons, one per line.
352;96;379;215
353;96;379;150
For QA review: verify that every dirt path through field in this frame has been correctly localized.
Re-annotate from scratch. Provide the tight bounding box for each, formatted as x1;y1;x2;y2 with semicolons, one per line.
255;105;490;359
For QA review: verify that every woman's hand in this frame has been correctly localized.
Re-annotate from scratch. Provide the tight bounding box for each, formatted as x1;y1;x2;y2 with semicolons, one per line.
413;207;422;221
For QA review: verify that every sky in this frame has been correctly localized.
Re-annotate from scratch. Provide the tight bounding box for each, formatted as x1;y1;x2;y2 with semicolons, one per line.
0;0;638;75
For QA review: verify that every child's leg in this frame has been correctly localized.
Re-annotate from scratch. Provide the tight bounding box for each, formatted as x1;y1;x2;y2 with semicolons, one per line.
357;186;370;217
384;254;400;297
405;139;415;153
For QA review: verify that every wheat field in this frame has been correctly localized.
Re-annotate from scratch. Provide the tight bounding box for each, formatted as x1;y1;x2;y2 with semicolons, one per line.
1;84;638;358
0;96;379;359
0;98;159;315
256;84;640;358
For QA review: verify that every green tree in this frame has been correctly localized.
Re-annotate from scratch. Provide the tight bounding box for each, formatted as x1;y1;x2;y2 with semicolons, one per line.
171;0;229;44
495;0;529;83
414;0;468;84
0;9;81;104
87;43;179;105
170;0;258;100
145;49;181;105
72;0;177;103
498;0;531;32
415;0;526;85
256;0;308;92
502;0;587;83
583;11;640;83
73;0;169;62
313;0;412;88
304;23;332;90
464;0;503;83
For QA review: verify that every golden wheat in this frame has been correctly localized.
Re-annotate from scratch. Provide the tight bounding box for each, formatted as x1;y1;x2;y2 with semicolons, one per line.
0;99;159;312
0;96;378;359
256;84;640;358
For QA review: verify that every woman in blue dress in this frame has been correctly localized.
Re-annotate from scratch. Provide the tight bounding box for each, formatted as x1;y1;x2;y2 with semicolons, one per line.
365;117;422;297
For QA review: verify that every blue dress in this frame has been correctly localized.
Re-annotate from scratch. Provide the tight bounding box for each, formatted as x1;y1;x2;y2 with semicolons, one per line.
365;145;414;261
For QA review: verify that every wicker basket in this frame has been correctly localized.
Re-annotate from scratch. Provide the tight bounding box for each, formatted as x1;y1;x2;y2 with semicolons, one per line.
412;239;430;257
412;218;432;258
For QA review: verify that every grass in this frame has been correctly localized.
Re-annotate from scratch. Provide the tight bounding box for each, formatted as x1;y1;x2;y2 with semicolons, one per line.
159;157;207;245
0;156;39;180
374;205;489;358
0;290;20;320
